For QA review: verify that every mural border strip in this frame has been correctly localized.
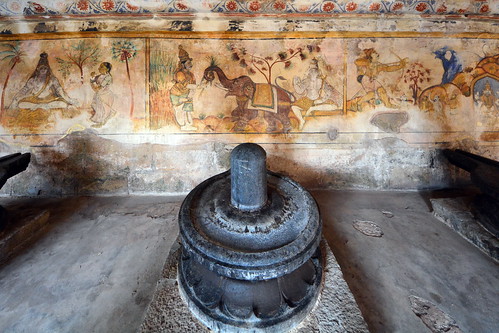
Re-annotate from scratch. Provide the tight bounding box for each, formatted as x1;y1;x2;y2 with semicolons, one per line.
0;31;498;41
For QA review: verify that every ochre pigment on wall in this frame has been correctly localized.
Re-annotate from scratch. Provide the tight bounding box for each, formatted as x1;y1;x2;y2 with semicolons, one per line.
0;32;497;146
0;31;497;195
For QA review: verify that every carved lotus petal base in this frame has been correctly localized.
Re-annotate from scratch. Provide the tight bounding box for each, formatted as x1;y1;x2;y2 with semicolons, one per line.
178;247;323;333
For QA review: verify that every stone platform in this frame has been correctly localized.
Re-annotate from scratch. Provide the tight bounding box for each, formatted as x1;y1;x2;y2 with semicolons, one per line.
431;197;499;262
0;204;51;266
139;238;368;333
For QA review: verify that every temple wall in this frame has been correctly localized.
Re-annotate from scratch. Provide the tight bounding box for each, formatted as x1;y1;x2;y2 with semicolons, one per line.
0;0;497;196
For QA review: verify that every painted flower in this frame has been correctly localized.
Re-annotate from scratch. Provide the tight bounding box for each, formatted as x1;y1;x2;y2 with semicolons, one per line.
392;2;404;11
77;0;89;11
175;2;188;11
9;1;22;12
479;4;490;13
126;3;139;11
436;5;447;13
369;3;381;11
345;2;358;12
101;0;115;11
248;1;261;11
322;2;335;12
32;2;45;12
202;0;214;9
415;2;428;12
457;8;467;14
55;1;67;11
225;1;237;11
273;1;286;11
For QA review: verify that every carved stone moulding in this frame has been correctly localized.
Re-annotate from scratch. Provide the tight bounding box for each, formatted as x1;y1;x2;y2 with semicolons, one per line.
178;143;323;332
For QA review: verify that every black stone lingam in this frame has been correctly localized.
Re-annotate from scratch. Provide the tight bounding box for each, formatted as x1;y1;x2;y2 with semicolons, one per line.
178;143;322;332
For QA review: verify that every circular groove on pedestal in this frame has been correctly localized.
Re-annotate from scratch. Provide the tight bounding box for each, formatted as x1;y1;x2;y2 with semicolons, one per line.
179;170;321;280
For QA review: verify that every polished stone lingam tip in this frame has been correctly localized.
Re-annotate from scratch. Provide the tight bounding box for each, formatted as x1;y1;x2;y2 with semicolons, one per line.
230;143;267;212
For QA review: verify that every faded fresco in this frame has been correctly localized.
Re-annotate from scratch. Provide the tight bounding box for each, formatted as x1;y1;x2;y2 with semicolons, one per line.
0;38;146;137
0;36;497;146
1;0;494;17
149;38;344;133
346;39;499;139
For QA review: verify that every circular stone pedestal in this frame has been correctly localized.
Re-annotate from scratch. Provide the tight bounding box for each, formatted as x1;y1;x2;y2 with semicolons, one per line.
177;143;323;332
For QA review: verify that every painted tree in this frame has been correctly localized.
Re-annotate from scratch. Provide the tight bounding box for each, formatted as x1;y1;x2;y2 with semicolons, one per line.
56;40;100;84
112;40;138;117
227;43;319;84
149;49;177;128
0;42;25;114
403;62;432;104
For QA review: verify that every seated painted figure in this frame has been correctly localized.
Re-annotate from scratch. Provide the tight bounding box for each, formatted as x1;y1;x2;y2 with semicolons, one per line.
9;52;78;110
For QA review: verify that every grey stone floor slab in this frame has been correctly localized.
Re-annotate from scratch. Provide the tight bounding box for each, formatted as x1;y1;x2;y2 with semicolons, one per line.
313;190;499;333
0;196;182;333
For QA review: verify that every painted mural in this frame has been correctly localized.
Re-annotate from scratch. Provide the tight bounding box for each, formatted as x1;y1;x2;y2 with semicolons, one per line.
0;35;497;146
0;0;495;17
149;38;344;133
0;38;146;137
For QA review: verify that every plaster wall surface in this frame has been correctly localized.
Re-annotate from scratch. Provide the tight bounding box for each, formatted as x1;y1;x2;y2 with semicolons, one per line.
0;1;497;195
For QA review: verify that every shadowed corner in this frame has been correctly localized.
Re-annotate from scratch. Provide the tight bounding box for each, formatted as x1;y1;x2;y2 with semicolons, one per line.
0;152;31;231
0;142;105;268
0;195;90;269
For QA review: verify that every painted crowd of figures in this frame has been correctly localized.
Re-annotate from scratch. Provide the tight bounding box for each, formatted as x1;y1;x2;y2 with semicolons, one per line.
154;41;498;133
0;38;497;134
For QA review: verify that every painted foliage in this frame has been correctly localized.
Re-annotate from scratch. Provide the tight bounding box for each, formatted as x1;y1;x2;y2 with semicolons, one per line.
149;37;497;141
0;35;497;146
0;38;146;136
149;38;344;133
345;38;498;137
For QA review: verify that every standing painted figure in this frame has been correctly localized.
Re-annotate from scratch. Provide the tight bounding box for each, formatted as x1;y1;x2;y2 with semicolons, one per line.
170;45;197;131
90;62;115;127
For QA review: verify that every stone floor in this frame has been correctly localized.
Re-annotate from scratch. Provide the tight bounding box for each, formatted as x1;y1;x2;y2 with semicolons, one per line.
0;190;498;333
314;190;498;333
